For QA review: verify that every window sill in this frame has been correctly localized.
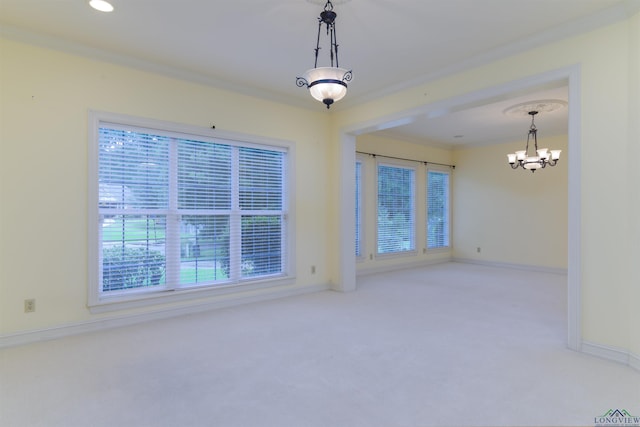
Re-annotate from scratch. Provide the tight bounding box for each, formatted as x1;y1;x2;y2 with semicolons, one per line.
89;275;295;314
375;250;418;260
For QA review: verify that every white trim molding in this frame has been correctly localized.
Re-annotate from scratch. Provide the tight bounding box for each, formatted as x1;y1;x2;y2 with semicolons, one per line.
357;257;451;277
583;341;640;372
0;283;329;349
631;353;640;372
452;258;568;275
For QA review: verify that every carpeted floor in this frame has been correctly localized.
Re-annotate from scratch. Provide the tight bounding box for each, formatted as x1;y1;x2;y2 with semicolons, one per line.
1;262;638;427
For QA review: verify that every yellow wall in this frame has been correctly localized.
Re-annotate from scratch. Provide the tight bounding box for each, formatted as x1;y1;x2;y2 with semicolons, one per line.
355;134;454;273
335;14;639;354
452;136;568;270
1;9;639;362
0;39;331;335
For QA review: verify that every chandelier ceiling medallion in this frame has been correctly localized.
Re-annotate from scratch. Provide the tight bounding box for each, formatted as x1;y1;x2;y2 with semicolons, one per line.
505;100;566;172
296;0;352;109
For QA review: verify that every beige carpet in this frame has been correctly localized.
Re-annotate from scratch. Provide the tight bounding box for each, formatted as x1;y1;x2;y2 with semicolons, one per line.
1;262;639;427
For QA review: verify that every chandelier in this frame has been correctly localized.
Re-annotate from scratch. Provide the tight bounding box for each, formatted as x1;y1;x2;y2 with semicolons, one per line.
296;0;352;109
507;110;561;172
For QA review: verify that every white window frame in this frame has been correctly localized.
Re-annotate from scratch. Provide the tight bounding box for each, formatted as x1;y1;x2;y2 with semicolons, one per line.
88;111;296;312
355;155;366;261
426;165;451;251
375;159;417;258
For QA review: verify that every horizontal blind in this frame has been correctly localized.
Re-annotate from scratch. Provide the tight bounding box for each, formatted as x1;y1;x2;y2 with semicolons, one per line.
239;147;284;210
178;139;232;210
377;164;415;254
98;127;170;292
427;170;450;249
99;128;170;210
238;147;285;278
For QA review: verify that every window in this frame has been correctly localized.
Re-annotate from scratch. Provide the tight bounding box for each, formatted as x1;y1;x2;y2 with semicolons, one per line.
427;169;450;249
377;163;416;255
355;159;362;257
89;112;291;308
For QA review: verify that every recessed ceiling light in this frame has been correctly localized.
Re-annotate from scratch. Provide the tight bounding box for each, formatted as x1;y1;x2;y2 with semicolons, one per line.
89;0;114;12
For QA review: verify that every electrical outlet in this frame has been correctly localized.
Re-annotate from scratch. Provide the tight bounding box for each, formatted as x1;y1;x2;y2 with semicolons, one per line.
24;299;36;313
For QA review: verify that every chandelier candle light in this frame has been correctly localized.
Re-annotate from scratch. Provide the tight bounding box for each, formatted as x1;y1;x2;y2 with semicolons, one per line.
296;0;352;109
507;110;561;172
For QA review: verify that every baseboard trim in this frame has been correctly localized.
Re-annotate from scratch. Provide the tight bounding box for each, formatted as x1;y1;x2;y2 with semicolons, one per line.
452;258;568;275
582;341;640;372
631;352;640;371
356;257;451;277
0;283;330;349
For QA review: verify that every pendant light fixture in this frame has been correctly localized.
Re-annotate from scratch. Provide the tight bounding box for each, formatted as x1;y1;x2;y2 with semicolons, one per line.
507;110;561;172
296;0;352;109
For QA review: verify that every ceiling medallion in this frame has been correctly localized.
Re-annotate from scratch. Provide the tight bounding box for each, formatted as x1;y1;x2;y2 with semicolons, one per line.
503;99;567;117
306;0;351;5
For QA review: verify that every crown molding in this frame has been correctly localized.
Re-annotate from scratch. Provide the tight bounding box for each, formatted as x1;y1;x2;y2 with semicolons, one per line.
340;0;640;109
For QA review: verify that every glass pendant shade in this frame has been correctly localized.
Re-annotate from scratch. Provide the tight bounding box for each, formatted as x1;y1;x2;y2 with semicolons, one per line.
524;162;541;170
303;67;350;104
537;148;549;159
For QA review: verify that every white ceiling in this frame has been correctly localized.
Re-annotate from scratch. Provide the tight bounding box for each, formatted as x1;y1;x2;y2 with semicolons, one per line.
1;0;637;146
